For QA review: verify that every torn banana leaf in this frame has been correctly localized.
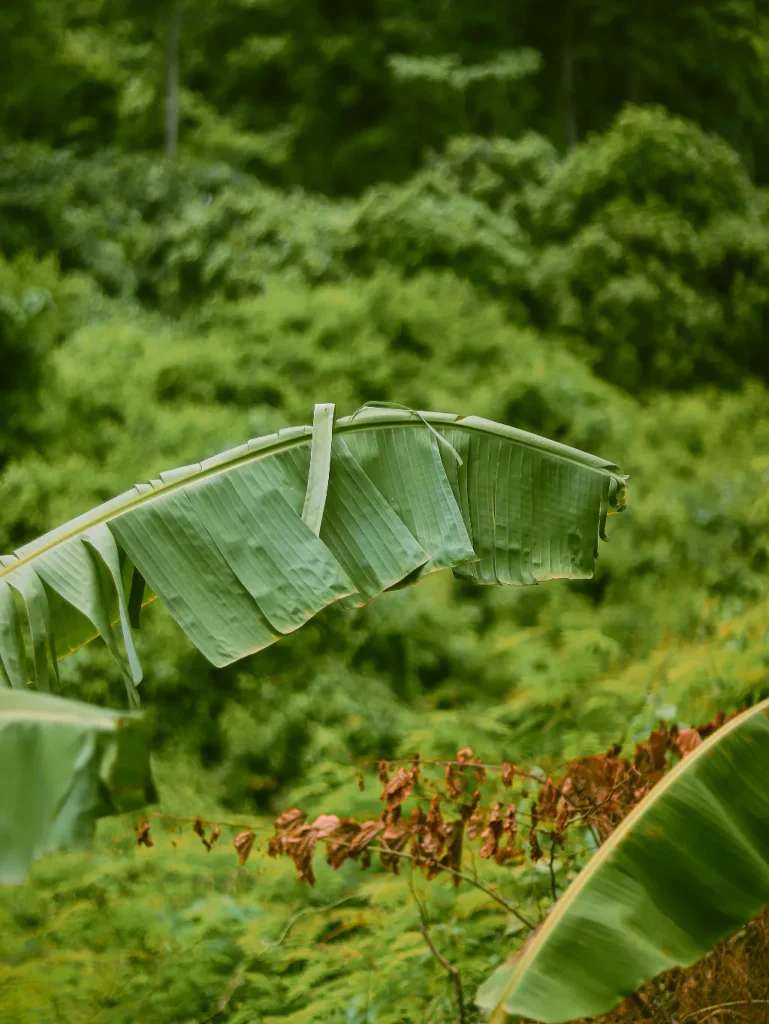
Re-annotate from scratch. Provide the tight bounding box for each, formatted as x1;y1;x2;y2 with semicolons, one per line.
0;405;626;699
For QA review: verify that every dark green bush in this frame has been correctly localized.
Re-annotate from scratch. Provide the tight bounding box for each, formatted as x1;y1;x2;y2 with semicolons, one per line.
530;107;769;389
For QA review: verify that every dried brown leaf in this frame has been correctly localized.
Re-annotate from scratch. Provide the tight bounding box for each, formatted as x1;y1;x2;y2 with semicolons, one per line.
479;802;503;860
382;766;418;811
528;827;542;862
136;819;154;848
440;820;464;885
311;814;342;839
234;830;255;866
675;728;703;757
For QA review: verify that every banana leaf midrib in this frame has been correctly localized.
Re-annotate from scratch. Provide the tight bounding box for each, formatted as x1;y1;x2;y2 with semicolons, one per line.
0;709;124;727
0;410;623;577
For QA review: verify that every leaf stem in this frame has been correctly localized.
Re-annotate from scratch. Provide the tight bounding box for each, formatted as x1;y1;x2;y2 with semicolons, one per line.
410;875;467;1024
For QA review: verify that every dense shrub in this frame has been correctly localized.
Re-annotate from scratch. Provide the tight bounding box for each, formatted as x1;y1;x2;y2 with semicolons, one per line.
0;251;100;461
530;107;769;389
0;146;350;305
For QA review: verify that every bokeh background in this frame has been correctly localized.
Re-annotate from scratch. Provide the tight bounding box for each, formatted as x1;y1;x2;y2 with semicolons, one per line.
2;2;769;1021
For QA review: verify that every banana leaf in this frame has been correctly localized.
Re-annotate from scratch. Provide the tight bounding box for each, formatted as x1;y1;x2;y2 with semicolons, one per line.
477;696;769;1023
0;688;156;883
0;405;626;701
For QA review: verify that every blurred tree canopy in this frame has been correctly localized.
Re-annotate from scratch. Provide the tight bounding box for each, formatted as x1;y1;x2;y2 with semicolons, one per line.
2;0;769;191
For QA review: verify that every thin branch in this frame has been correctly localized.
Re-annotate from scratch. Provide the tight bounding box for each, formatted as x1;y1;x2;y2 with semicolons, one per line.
196;965;246;1024
368;756;553;784
410;876;466;1024
144;813;536;929
196;890;360;1024
343;840;536;931
150;805;564;842
681;1000;769;1023
547;835;558;903
698;1011;750;1024
269;894;359;950
148;811;262;832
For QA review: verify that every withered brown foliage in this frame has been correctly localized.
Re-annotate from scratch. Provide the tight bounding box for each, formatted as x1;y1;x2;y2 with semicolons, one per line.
200;705;759;1022
269;714;729;888
193;816;222;852
265;707;762;1023
233;829;255;866
444;747;485;799
135;819;154;848
137;709;755;1021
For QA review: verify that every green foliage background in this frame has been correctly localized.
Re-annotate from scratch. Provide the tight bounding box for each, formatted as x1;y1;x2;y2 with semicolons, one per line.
2;2;769;1021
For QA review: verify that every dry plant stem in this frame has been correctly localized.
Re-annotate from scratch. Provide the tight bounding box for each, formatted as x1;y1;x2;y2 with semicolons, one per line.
149;811;258;831
351;840;536;930
197;964;246;1024
372;756;625;797
269;894;360;949
681;1000;769;1023
547;835;558;902
699;1012;749;1024
410;876;467;1024
143;815;535;928
153;805;563;845
370;756;565;781
587;824;602;847
573;778;639;824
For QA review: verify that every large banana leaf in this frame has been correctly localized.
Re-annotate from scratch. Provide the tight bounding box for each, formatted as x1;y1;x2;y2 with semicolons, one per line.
477;697;769;1023
0;688;156;883
0;405;626;701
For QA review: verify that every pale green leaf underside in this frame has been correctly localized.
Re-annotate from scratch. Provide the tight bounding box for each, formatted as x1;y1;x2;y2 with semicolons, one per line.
477;697;769;1023
302;402;335;536
0;688;156;883
0;406;626;694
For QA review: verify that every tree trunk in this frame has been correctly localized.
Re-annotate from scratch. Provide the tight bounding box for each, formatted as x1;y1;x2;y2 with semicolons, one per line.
164;2;180;160
560;11;578;150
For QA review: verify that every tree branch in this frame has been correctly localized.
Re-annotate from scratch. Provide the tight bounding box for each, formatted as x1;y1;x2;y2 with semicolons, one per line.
547;834;558;903
410;876;466;1024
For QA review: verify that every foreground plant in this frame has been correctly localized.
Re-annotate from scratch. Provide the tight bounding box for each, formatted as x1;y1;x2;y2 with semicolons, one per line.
0;402;626;878
479;697;769;1022
0;403;625;700
0;688;155;883
262;703;769;1022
